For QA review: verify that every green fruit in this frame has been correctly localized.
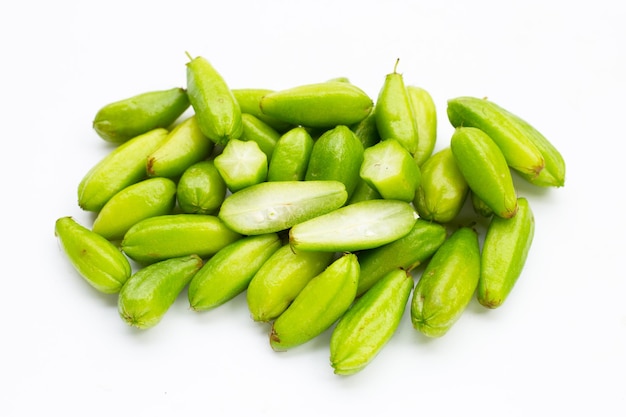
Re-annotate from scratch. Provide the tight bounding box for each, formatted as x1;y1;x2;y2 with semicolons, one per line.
270;253;359;351
413;147;469;223
55;216;131;294
247;245;334;322
121;214;241;264
407;85;437;166
350;108;381;149
218;180;348;235
185;53;242;145
92;177;177;241
330;268;413;375
93;87;189;144
214;139;268;192
176;160;227;215
78;128;169;212
260;82;373;128
374;60;419;154
411;227;480;337
267;127;314;182
478;197;534;308
356;218;447;296
447;96;546;181
305;125;364;199
360;138;421;202
118;255;203;329
232;88;293;132
289;199;418;252
188;233;281;311
240;113;281;160
146;115;213;178
450;127;518;219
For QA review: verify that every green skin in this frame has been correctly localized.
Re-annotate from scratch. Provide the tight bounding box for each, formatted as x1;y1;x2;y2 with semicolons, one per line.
188;234;281;311
478;197;535;308
214;139;268;193
289;199;418;253
347;178;381;205
411;227;480;338
407;86;437;167
93;87;190;144
146;115;214;179
502;110;565;187
240;113;281;160
359;138;421;202
356;218;447;296
375;68;419;155
186;54;243;145
78;128;170;212
121;214;241;264
305;125;364;199
450;127;519;219
92;177;177;241
259;82;373;128
413;147;469;224
218;180;348;235
330;268;413;375
176;160;227;215
55;217;131;294
447;96;545;179
246;245;334;322
118;255;203;329
470;191;494;218
267;127;314;182
231;88;293;133
350;108;381;149
270;253;359;351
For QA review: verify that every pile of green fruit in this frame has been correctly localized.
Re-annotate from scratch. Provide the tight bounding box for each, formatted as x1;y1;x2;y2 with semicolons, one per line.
55;54;565;375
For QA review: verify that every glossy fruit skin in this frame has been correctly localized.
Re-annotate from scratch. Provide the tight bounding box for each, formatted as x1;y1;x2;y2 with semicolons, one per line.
218;180;348;235
92;177;177;241
185;54;243;145
176;160;227;215
93;87;189;144
347;178;381;205
413;147;469;224
121;214;241;264
78;128;170;212
450;127;518;219
118;255;203;329
246;245;334;322
232;88;293;133
259;82;373;128
269;253;359;351
356;219;447;296
407;85;437;166
375;64;419;155
267;127;314;182
55;216;131;294
478;197;535;308
330;268;414;375
188;233;281;311
240;113;281;160
289;199;418;253
350;108;381;149
146;115;214;179
447;96;545;180
305;125;364;199
502;109;566;187
411;227;480;338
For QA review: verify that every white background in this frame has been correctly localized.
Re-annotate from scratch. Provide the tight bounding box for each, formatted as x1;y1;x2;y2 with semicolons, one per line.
2;1;625;415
